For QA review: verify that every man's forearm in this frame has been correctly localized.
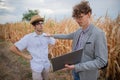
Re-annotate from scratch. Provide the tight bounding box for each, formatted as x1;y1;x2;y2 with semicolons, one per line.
9;45;32;60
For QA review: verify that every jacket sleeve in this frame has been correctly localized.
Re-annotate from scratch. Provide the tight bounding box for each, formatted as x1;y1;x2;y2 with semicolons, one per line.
53;32;74;40
75;31;108;72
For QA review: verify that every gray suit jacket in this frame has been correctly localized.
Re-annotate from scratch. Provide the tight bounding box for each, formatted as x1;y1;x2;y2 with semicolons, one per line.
53;24;108;80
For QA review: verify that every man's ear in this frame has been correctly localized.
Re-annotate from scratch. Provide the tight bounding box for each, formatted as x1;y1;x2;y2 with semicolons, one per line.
33;25;36;29
88;12;91;18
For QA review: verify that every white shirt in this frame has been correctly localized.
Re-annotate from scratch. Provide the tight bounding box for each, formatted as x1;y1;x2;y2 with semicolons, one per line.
15;32;55;72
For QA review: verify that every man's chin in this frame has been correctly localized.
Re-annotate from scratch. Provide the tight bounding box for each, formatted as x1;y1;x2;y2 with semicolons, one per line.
37;30;43;32
79;24;82;26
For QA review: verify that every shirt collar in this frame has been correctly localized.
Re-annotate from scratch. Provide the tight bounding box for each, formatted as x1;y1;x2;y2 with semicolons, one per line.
82;24;91;34
33;32;44;37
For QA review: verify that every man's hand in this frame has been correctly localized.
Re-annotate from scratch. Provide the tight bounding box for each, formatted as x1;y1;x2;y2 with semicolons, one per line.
44;33;53;37
24;54;32;60
64;64;75;70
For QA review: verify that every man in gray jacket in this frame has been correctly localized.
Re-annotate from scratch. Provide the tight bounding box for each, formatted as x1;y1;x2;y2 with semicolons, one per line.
48;1;108;80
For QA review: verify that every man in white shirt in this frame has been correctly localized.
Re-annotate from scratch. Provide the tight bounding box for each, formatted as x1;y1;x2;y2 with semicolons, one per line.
9;15;55;80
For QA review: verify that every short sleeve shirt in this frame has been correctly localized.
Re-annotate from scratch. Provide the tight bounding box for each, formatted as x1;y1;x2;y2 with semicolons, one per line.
15;32;55;72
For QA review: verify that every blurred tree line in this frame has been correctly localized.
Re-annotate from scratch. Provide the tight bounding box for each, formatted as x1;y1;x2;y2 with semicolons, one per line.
22;10;39;22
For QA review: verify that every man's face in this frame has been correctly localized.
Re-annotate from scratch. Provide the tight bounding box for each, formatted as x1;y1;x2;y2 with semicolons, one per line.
34;21;44;32
74;13;90;27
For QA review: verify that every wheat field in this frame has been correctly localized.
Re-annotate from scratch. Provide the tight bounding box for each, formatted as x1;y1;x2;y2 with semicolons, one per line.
0;15;120;80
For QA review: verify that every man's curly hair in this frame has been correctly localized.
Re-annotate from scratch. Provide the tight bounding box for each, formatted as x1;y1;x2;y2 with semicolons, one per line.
72;1;92;18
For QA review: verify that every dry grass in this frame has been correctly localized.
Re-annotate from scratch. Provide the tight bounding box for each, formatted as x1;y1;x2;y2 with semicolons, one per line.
0;15;120;80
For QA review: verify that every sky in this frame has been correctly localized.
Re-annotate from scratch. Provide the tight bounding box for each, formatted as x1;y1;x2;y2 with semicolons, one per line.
0;0;120;24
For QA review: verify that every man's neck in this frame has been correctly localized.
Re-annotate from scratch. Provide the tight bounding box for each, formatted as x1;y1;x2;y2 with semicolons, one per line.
35;31;43;35
82;21;91;30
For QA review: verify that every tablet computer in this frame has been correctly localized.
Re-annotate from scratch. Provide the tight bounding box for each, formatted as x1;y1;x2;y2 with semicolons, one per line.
51;49;83;72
